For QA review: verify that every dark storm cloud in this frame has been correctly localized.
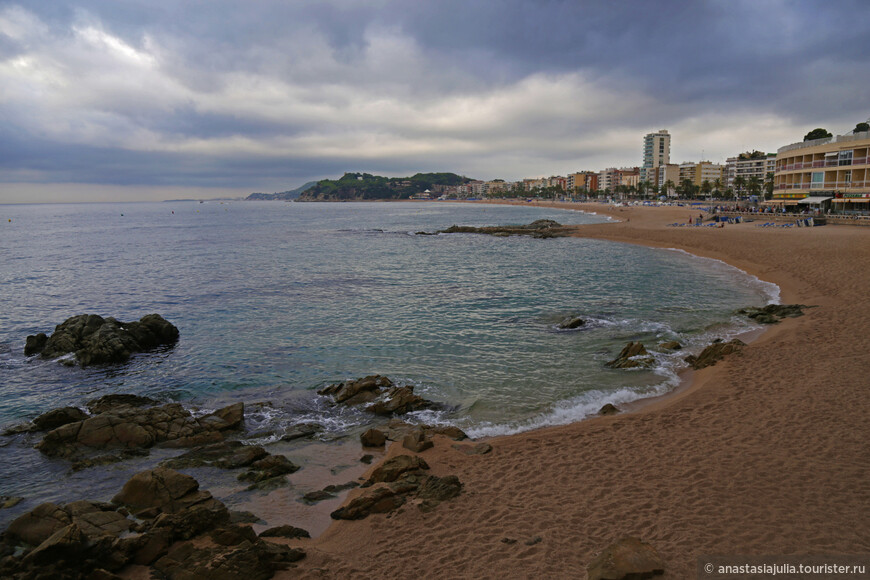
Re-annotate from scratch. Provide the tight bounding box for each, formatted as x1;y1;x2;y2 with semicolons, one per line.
1;0;868;200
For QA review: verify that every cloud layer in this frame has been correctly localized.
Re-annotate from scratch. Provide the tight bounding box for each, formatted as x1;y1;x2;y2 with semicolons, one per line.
1;1;868;201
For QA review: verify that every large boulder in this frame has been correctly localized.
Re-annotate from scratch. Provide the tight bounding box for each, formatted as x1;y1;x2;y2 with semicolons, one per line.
605;342;655;369
32;407;88;431
586;537;664;580
366;386;435;415
318;375;393;405
5;502;72;546
25;314;179;366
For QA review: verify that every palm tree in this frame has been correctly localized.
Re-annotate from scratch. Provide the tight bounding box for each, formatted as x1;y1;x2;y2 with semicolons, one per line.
747;176;762;199
700;180;712;200
713;177;723;198
764;172;775;200
663;179;676;198
733;176;747;199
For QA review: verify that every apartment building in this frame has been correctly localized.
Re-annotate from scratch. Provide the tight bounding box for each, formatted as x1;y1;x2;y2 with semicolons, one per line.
725;151;777;188
641;129;671;182
679;161;724;186
773;131;870;210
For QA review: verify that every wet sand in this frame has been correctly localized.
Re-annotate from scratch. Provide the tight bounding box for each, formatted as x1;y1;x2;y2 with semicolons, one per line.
279;201;870;578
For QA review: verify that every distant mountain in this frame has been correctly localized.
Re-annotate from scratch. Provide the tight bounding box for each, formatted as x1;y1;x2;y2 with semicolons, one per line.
245;181;318;201
297;172;471;201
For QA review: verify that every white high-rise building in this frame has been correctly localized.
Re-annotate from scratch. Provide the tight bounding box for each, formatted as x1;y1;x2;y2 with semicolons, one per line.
642;129;671;182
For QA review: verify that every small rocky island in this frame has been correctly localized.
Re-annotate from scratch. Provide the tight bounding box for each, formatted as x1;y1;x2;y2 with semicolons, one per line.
426;219;573;239
24;314;179;367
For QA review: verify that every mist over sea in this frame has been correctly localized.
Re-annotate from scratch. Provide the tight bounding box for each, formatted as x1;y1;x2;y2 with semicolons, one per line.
0;200;775;527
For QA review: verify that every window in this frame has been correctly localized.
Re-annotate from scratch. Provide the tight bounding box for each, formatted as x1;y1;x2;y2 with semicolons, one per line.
811;172;824;189
839;150;853;166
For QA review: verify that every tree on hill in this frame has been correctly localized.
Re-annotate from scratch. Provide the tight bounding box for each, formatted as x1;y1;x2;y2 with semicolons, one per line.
803;128;832;141
854;122;870;134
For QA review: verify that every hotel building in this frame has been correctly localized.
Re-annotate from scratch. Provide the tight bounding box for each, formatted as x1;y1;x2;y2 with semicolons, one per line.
773;131;870;211
641;130;670;182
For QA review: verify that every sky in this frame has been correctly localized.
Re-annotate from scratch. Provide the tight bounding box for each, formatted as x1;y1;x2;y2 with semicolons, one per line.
1;0;868;202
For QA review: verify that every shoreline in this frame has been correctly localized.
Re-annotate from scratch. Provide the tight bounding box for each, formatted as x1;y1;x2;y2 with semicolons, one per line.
285;200;870;578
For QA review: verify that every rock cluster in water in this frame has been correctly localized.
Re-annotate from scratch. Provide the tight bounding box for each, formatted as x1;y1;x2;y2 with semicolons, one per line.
331;454;463;520
684;339;746;370
4;394;245;463
737;304;812;324
24;314;179;366
429;219;571;239
605;342;656;369
0;467;305;580
318;375;441;416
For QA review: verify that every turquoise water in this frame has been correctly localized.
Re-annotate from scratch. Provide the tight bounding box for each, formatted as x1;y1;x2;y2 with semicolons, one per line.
0;200;776;524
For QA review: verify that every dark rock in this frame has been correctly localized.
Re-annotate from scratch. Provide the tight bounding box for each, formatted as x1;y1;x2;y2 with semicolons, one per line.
436;220;569;239
63;501;131;539
228;510;263;524
6;502;72;546
360;428;387;447
318;375;393;405
430;425;468;440
657;341;683;351
32;407;88;431
152;535;304;580
162;440;268;470
559;316;586;330
29;313;178;366
366;385;435;415
598;403;620;416
86;394;159;415
524;536;543;546
150;503;231;541
1;496;23;509
36;401;246;459
367;455;429;484
22;523;86;565
416;475;462;512
24;332;48;356
111;467;216;516
605;342;655;369
198;402;245;431
302;490;335;503
280;422;322;442
209;525;258;547
586;537;664;580
259;525;310;540
238;454;300;483
402;429;434;452
360;454;374;464
684;339;746;370
71;449;150;472
330;486;405;520
737;304;813;324
452;442;493;455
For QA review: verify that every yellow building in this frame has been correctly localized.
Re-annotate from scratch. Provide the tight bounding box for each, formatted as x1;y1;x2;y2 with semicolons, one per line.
774;131;870;211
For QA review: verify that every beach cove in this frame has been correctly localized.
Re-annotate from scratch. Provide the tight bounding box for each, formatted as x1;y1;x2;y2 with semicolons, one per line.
285;201;870;578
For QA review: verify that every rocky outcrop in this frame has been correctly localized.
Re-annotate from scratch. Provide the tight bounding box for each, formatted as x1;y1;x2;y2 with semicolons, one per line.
605;342;655;369
35;400;244;459
436;219;571;239
367;455;430;484
360;428;387;447
657;341;683;351
598;403;620;416
318;375;440;416
737;304;813;324
402;429;434;452
1;467;305;580
684;339;745;370
586;537;664;580
24;314;179;366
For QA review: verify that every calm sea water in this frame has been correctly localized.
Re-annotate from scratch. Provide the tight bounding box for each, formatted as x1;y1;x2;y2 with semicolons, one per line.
0;200;776;527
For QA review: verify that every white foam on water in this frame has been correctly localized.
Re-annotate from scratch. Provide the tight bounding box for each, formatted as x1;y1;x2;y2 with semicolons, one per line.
663;247;781;305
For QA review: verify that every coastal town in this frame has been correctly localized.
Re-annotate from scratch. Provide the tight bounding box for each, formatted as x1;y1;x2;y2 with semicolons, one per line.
425;123;870;218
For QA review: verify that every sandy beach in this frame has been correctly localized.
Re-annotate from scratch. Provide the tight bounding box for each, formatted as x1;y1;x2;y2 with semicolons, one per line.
279;202;870;578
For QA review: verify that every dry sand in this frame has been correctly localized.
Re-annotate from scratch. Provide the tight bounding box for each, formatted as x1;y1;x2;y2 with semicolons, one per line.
280;202;870;578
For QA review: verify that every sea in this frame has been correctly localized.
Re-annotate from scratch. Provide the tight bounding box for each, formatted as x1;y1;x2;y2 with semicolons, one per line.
0;200;778;533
